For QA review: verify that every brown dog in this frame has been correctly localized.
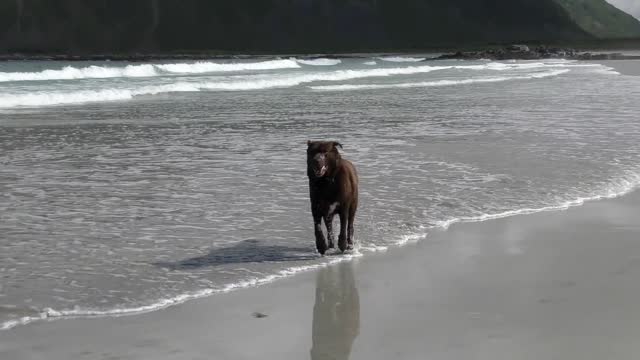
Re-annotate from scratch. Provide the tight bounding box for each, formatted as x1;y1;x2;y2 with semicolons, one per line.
307;141;358;254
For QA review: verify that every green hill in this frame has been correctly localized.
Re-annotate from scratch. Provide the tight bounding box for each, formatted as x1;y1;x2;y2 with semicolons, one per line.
0;0;638;54
555;0;640;38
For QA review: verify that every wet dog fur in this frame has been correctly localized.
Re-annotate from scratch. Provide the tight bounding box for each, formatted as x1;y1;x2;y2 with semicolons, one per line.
307;141;359;254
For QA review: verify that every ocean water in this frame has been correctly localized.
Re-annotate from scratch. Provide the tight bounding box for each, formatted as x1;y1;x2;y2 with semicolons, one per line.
1;56;639;330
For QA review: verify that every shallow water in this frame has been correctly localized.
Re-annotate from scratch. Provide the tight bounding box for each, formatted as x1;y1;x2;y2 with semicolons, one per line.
1;56;639;329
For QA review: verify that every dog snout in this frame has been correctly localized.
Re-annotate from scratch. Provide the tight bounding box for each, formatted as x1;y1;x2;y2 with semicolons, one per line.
313;153;326;168
312;153;328;177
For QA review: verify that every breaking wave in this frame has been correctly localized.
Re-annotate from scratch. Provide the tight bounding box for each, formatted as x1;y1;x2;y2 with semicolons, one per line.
310;69;570;91
0;64;158;82
155;59;300;74
378;56;426;62
296;58;342;66
0;65;451;108
0;58;605;84
0;59;301;82
0;60;616;108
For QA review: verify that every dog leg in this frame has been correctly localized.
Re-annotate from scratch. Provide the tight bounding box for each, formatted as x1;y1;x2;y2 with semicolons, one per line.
314;214;327;255
324;214;336;249
338;209;348;253
347;206;356;250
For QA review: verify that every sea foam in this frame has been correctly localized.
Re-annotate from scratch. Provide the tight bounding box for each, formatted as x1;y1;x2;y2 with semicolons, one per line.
0;64;158;82
0;59;301;82
0;61;615;108
378;56;426;62
0;248;363;331
155;59;300;74
295;58;342;66
3;169;638;332
433;170;640;230
0;65;450;108
310;69;570;91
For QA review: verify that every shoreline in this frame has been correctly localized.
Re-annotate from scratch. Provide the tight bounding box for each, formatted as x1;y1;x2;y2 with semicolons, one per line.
2;41;640;62
2;176;637;333
0;53;389;63
1;53;639;63
4;189;640;359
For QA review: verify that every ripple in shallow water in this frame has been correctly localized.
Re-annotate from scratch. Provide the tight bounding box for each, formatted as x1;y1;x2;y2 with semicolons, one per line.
1;59;640;329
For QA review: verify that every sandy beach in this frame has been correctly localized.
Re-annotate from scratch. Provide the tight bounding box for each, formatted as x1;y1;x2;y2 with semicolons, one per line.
2;189;640;359
2;3;640;359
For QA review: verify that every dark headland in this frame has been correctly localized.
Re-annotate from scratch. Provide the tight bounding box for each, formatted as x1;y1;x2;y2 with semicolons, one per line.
1;0;640;60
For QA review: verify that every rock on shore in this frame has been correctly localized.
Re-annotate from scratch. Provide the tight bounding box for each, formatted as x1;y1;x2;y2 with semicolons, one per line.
435;45;640;61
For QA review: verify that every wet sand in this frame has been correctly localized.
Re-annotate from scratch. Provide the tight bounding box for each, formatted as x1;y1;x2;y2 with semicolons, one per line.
605;59;640;75
3;191;640;359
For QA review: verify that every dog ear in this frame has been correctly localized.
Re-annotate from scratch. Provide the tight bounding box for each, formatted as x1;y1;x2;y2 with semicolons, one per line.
307;140;313;147
332;142;343;149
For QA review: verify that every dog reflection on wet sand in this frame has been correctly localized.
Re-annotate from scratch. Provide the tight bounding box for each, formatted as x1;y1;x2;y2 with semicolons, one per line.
310;262;360;360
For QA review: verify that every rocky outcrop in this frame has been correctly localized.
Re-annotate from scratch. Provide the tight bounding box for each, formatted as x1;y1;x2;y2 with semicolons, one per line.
435;45;640;61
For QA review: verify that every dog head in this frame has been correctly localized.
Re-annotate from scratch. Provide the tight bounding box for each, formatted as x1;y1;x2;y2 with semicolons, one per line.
307;141;343;179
